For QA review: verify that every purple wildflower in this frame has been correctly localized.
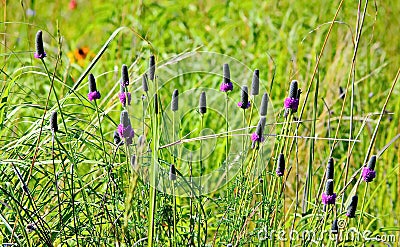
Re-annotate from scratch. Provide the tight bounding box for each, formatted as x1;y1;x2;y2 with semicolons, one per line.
220;82;233;92
284;80;301;116
220;64;233;92
361;167;376;182
34;31;46;59
118;92;132;107
238;85;250;109
322;193;337;205
284;97;299;111
88;74;101;101
117;124;134;145
251;117;266;144
88;91;101;101
117;110;134;145
322;179;336;205
362;155;377;182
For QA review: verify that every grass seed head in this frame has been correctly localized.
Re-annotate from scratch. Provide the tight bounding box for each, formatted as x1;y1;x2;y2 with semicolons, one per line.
251;69;259;96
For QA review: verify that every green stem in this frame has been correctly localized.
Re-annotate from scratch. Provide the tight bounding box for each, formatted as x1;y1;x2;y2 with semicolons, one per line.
94;100;108;164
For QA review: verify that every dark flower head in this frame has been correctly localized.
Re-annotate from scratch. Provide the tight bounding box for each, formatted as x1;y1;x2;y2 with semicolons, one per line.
120;110;131;128
171;89;179;112
34;30;46;59
169;164;177;181
220;63;233;92
199;91;207;114
260;93;269;116
331;219;339;234
113;130;123;145
142;74;149;92
149;55;156;81
223;63;230;84
276;153;285;176
251;69;259;96
131;155;136;169
325;179;334;195
368;155;377;170
118;92;131;107
154;94;159;115
346;195;358;218
50;111;58;132
121;64;129;86
87;74;97;90
327;157;334;180
137;135;146;148
238;86;250;109
289;80;298;99
88;73;101;101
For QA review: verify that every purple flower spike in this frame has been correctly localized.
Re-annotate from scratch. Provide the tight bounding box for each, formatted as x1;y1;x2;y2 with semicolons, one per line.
220;82;233;92
88;74;101;101
284;97;299;111
34;31;46;59
118;124;134;139
88;91;101;101
322;192;337;205
237;101;251;109
251;132;264;142
119;92;132;107
361;167;376;182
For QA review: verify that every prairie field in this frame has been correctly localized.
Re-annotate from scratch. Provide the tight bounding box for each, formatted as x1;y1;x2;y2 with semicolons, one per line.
0;0;399;246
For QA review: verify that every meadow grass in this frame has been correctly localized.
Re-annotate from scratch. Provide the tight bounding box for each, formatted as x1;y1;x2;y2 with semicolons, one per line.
1;0;399;246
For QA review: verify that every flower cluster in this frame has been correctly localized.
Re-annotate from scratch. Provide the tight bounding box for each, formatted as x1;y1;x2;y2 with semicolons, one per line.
362;155;377;182
284;80;301;115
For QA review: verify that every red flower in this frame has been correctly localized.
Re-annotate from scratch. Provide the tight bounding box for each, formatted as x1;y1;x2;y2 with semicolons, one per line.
69;0;77;10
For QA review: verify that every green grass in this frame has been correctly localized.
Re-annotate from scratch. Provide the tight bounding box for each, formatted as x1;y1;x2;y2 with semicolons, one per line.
1;0;399;246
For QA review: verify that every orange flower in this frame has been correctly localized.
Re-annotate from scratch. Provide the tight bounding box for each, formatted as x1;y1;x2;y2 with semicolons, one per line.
67;47;94;66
